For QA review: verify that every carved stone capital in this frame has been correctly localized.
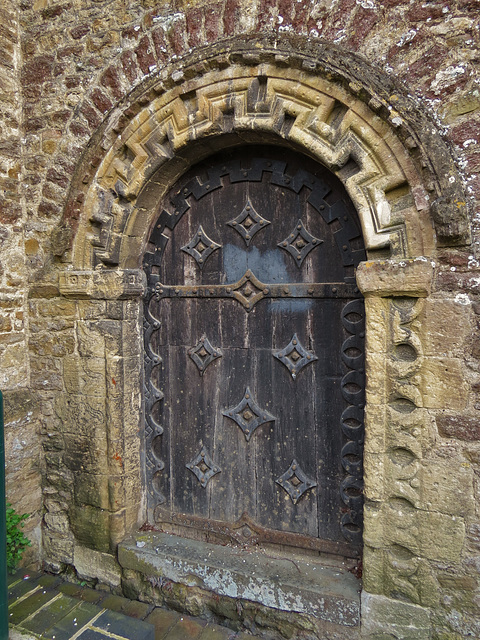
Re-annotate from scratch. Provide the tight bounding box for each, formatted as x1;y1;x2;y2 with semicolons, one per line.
356;259;434;298
59;269;145;299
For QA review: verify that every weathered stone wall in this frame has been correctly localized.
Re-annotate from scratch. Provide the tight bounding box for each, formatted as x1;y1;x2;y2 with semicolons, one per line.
0;0;42;564
0;0;23;392
1;0;479;638
15;0;479;256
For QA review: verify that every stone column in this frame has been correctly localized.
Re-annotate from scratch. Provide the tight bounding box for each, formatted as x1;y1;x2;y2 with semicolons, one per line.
357;259;474;639
41;269;145;585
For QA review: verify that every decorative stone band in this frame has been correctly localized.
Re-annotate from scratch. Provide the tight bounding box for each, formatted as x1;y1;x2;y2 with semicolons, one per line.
356;258;434;298
71;55;442;270
59;269;145;300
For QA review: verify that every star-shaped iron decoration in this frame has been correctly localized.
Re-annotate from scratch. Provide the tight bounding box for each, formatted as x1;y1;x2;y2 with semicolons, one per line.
223;387;276;441
273;333;318;379
188;335;222;376
227;197;270;246
181;225;221;269
186;446;221;488
276;459;317;504
278;219;323;267
231;270;266;311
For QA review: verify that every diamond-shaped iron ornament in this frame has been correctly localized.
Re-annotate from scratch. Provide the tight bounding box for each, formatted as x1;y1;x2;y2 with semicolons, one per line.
188;335;222;376
276;459;317;504
227;197;271;246
278;219;323;267
223;387;276;441
186;447;221;488
181;225;221;269
273;333;318;379
231;270;265;311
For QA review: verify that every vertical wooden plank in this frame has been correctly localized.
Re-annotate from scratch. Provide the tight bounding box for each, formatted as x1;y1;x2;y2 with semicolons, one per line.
144;146;366;552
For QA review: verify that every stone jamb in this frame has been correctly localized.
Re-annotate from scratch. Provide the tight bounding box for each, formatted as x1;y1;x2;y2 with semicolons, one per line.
357;258;473;638
58;269;145;300
55;269;145;557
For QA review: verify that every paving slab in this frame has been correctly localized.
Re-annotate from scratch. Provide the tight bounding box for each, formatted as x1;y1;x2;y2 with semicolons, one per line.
8;577;39;605
10;629;38;640
122;598;154;619
21;595;80;635
8;573;20;587
8;571;41;586
93;609;155;640
9;573;258;640
9;588;58;625
98;594;132;612
198;623;236;640
57;582;84;598
42;601;102;640
163;616;207;640
144;607;182;638
76;630;120;640
35;574;64;590
76;587;105;604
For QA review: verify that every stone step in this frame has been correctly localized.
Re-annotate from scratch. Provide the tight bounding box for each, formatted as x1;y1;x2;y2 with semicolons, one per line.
119;532;361;627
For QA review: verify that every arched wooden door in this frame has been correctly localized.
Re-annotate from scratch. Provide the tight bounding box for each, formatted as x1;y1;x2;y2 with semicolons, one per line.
143;147;366;558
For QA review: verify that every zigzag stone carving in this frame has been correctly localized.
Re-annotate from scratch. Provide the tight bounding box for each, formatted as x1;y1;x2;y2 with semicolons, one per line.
75;61;436;269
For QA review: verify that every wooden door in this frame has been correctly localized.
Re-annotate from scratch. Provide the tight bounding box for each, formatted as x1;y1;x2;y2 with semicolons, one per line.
143;147;366;557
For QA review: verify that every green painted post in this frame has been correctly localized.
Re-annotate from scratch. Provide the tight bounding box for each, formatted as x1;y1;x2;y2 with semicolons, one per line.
0;391;7;640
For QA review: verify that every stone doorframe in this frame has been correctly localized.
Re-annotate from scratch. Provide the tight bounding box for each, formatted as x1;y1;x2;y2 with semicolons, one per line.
54;37;472;637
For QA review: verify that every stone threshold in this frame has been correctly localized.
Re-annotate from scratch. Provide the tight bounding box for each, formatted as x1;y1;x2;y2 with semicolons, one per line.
118;532;361;628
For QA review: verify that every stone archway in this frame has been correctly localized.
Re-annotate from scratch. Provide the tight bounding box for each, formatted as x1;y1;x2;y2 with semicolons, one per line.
55;38;471;639
72;59;436;269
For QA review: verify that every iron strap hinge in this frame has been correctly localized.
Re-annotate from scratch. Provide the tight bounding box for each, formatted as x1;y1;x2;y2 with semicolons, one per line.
149;270;360;311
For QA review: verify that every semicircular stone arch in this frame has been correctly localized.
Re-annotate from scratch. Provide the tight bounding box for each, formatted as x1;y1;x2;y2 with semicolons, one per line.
69;49;446;270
